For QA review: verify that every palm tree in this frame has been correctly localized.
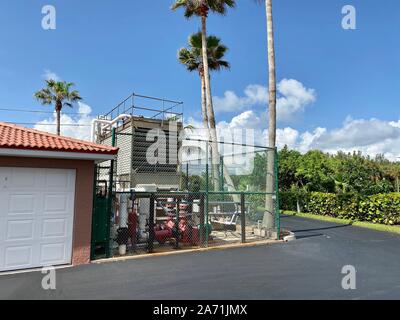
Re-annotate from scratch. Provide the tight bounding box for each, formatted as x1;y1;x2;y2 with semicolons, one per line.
172;0;236;190
178;33;238;195
178;32;230;133
255;0;277;230
34;80;82;136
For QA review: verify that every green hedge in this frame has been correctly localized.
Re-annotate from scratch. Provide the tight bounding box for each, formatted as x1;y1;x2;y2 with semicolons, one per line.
307;192;338;217
305;192;363;220
280;191;298;211
359;194;400;225
282;192;400;226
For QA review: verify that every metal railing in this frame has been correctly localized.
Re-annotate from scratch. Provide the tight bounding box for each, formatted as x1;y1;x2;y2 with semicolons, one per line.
100;93;184;122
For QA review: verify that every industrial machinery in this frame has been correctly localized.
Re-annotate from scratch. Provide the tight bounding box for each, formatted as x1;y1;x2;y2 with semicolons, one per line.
110;185;206;255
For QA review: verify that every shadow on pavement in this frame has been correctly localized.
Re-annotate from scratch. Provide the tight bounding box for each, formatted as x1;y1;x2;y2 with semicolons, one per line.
292;225;351;233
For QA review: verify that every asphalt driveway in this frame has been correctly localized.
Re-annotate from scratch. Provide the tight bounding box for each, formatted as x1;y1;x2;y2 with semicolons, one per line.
1;215;400;300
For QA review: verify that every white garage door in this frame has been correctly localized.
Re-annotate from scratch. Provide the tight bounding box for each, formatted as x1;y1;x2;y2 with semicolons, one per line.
0;168;76;272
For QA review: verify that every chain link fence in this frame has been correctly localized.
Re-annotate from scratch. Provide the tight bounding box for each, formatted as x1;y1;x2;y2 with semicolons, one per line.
91;97;280;260
91;138;280;259
92;190;279;259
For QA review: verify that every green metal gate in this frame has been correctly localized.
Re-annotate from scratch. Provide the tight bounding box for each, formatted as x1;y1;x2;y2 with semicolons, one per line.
91;129;116;259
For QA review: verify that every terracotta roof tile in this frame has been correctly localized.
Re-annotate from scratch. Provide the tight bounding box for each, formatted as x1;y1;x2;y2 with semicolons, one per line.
0;122;118;155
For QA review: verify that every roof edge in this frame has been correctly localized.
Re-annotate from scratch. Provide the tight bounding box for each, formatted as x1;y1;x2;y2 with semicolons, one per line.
0;122;118;154
0;148;117;162
0;144;119;155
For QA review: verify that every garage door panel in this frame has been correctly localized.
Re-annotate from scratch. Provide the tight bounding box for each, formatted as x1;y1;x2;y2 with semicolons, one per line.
5;220;35;241
8;194;36;215
40;243;70;266
0;244;4;270
0;168;76;273
0;168;6;188
45;170;71;190
0;218;5;242
41;218;69;238
4;245;33;270
0;193;6;217
44;194;69;213
8;168;37;189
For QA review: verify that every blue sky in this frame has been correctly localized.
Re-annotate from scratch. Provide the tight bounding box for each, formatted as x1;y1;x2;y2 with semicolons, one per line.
0;1;400;157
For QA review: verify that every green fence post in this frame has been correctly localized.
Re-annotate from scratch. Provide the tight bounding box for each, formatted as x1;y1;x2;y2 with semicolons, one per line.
205;142;209;247
220;156;224;191
241;193;246;243
199;193;205;247
106;128;116;258
186;163;189;190
175;197;180;249
274;148;281;240
90;165;98;260
148;193;155;253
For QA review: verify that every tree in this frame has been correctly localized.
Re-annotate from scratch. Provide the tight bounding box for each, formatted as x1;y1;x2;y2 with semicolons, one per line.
296;150;335;193
34;80;82;136
260;0;277;230
278;146;302;191
178;32;230;134
177;32;239;195
332;151;394;195
172;0;236;191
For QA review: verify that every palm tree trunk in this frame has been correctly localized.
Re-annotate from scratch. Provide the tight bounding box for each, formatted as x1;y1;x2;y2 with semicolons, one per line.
55;101;62;136
200;69;240;203
201;14;221;191
200;70;209;130
263;0;277;230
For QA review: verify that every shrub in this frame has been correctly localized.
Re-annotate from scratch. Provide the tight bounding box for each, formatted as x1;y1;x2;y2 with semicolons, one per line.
280;191;298;211
297;192;400;225
359;193;400;225
336;193;364;220
306;192;338;217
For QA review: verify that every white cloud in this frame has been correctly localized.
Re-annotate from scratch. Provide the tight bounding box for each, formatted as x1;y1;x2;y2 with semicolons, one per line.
275;118;400;161
276;79;316;121
213;91;245;113
213;79;316;122
218;110;263;130
185;111;400;161
276;127;300;150
34;102;94;141
43;70;61;81
313;117;400;149
213;85;268;113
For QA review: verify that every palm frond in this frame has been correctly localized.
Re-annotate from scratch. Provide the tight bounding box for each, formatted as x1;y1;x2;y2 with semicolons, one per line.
180;32;231;73
34;80;83;110
171;0;235;17
178;47;200;72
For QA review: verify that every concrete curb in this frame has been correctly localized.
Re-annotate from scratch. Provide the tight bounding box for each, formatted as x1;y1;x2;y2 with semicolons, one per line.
93;240;282;265
283;231;296;242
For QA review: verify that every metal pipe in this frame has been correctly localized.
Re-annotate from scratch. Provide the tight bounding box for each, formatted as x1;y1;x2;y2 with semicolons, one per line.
105;128;116;258
91;114;132;142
